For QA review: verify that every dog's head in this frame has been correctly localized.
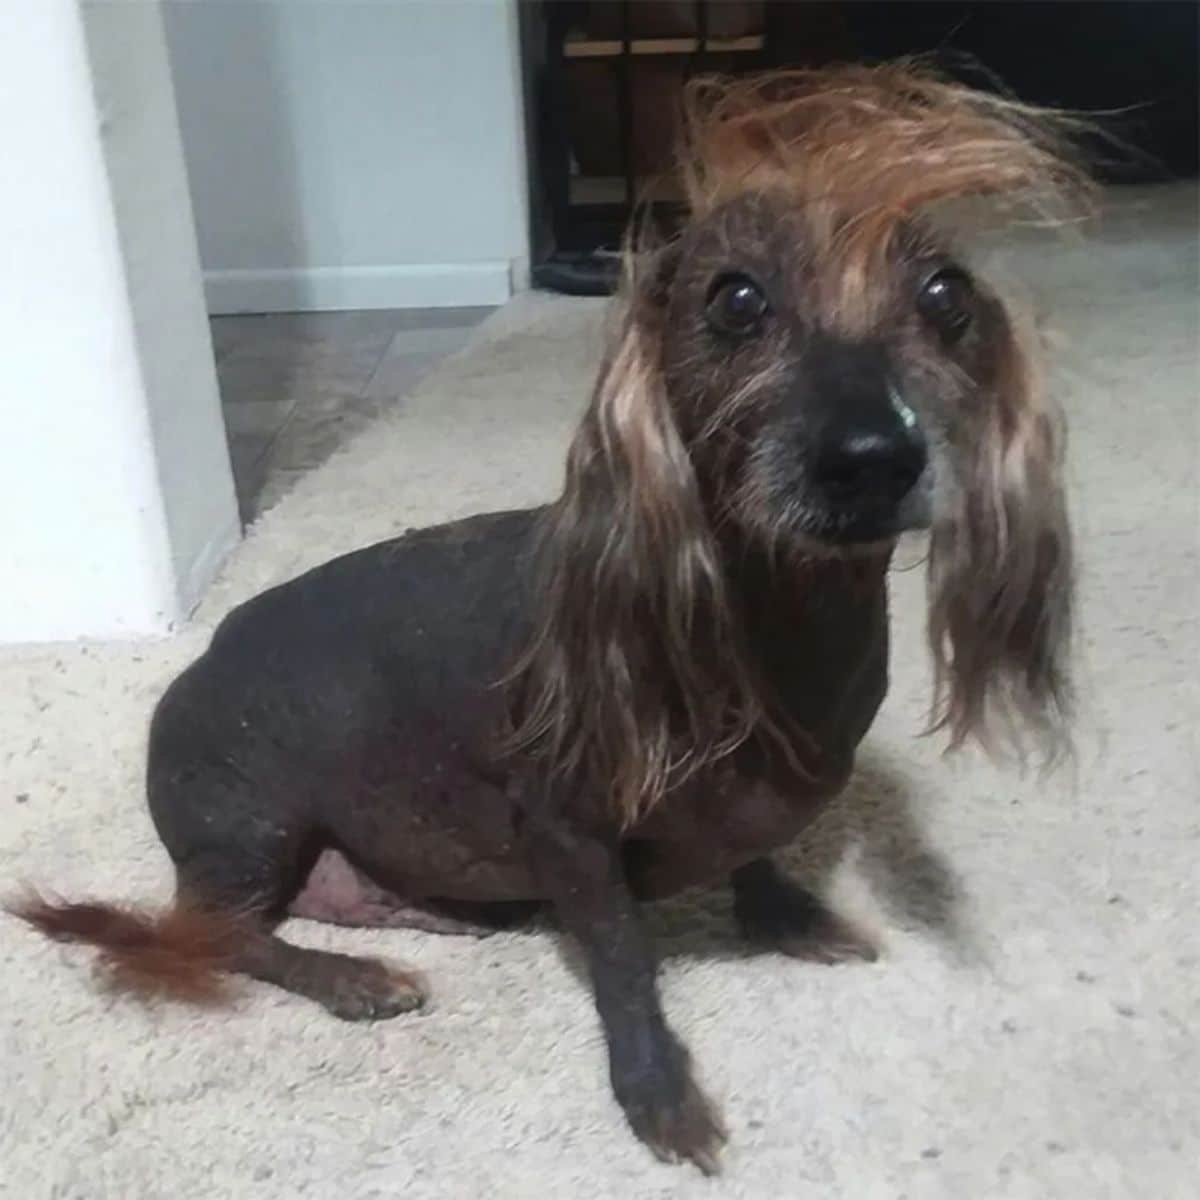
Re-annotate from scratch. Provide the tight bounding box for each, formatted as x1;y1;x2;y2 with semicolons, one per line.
657;191;1011;550
513;64;1091;821
651;66;1087;548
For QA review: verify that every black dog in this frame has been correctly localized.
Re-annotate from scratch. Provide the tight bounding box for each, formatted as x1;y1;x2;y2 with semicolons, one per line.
15;66;1085;1173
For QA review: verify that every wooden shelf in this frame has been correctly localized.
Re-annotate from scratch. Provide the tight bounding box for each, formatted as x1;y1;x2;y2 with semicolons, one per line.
563;34;764;60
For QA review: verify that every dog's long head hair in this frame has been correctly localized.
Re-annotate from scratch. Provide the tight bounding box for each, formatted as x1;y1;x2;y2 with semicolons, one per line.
509;63;1091;824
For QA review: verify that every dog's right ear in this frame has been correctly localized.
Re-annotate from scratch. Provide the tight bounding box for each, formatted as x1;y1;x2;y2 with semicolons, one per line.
506;236;759;827
641;237;682;307
616;230;681;319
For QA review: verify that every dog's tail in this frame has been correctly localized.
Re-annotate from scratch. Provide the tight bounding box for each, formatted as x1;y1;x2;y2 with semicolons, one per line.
7;891;248;1005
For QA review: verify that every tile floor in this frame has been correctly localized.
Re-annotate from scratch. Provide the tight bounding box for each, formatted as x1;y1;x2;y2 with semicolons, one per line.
210;306;494;522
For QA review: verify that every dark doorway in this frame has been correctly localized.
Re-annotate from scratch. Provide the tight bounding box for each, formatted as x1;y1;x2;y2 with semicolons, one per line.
522;1;1198;293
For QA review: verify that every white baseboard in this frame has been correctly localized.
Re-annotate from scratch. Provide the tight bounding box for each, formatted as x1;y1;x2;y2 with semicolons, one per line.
204;261;515;314
508;255;532;293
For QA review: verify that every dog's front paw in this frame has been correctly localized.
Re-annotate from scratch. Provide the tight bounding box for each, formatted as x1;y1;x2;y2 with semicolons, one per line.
615;1059;727;1175
772;911;879;964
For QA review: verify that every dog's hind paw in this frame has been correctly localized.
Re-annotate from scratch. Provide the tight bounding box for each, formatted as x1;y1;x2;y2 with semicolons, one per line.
316;957;428;1021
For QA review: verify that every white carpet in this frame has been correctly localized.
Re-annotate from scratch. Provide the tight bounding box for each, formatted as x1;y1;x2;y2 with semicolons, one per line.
2;185;1197;1199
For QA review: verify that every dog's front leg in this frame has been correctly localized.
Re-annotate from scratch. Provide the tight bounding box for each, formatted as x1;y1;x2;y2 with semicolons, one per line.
528;815;726;1174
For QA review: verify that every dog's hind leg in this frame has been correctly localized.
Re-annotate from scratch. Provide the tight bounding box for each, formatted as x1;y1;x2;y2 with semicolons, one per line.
22;769;428;1021
13;836;428;1021
731;858;879;964
232;927;427;1021
168;838;429;1021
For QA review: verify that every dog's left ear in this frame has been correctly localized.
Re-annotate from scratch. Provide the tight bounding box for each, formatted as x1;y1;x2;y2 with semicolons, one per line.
927;313;1074;761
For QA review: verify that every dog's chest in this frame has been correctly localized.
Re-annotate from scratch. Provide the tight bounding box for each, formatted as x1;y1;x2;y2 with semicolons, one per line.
623;763;845;899
619;590;889;898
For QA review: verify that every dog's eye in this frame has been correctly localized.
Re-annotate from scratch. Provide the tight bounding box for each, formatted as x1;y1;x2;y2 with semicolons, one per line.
917;268;974;345
706;275;768;337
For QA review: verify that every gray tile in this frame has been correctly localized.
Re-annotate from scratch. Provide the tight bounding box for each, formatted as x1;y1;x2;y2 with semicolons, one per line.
389;306;495;332
229;310;405;341
221;398;296;439
262;404;378;474
215;315;395;398
209;317;254;363
381;325;478;356
227;430;273;469
216;340;383;408
299;389;391;421
209;306;496;523
364;347;449;403
227;433;273;524
251;467;309;522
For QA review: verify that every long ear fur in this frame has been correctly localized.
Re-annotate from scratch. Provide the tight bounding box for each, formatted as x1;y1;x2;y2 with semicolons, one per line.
927;316;1074;762
505;251;783;825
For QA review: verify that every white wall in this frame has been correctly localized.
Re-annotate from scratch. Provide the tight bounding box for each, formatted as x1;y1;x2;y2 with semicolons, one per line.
164;0;529;312
82;1;241;615
0;0;239;642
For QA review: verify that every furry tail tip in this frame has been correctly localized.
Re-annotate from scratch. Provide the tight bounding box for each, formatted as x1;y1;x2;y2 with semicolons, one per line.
5;890;246;1007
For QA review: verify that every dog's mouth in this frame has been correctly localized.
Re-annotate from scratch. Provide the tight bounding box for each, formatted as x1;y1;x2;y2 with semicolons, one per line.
786;529;900;560
832;484;932;543
802;469;933;549
760;495;931;562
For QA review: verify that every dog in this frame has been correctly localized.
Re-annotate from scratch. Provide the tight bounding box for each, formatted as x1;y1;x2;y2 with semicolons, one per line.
13;64;1087;1173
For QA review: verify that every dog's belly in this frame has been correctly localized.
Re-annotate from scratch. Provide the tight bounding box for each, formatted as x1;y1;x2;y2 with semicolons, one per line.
288;848;539;932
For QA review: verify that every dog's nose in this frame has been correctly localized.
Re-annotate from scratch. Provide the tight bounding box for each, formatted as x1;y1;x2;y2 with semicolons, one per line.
813;426;927;506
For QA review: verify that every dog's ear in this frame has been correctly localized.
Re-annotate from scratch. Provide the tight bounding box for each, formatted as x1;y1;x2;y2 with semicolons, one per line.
927;314;1073;762
507;244;764;825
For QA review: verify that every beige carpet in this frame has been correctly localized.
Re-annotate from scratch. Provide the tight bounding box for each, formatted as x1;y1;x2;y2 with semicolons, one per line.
2;185;1197;1199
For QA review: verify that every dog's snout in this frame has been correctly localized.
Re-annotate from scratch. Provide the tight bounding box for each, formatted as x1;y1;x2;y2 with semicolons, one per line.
812;423;927;506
